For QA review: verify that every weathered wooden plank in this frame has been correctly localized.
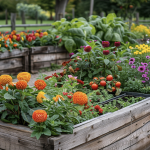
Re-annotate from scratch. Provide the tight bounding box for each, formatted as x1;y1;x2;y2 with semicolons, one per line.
72;114;150;150
0;67;25;75
0;48;29;59
32;53;68;63
48;97;150;150
103;121;150;150
30;46;56;54
0;58;23;70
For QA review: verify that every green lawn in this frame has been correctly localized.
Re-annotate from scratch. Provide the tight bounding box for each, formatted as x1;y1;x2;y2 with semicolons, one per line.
0;19;54;32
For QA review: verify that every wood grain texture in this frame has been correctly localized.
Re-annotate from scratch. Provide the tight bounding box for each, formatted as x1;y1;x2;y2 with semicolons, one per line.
1;97;150;150
48;97;150;150
0;67;25;75
0;58;23;70
0;48;29;59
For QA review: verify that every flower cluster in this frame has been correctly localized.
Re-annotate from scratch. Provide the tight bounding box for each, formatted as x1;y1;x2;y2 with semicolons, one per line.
73;92;88;105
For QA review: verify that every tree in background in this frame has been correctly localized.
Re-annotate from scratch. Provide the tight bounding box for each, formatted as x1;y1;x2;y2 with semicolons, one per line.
111;0;149;30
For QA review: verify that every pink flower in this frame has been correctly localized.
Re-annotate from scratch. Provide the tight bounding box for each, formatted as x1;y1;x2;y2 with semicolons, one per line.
68;75;73;78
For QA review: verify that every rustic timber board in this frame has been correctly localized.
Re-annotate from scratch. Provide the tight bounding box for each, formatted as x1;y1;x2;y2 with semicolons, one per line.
29;46;69;73
0;48;29;75
1;97;150;150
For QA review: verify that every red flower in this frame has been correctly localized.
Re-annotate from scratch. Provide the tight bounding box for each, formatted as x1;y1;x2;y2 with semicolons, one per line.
75;68;80;71
114;42;121;47
52;73;59;77
84;46;92;52
77;79;84;85
67;95;72;99
44;76;52;80
63;92;68;96
94;105;100;110
102;41;110;48
60;72;64;77
74;60;78;62
79;110;82;116
103;50;110;55
99;108;103;114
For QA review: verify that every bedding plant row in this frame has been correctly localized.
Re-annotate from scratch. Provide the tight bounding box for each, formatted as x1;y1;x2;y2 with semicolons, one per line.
0;13;138;53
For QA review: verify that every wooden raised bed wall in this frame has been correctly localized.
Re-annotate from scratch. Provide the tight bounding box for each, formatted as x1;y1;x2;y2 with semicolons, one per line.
0;48;29;75
1;97;150;150
29;46;69;73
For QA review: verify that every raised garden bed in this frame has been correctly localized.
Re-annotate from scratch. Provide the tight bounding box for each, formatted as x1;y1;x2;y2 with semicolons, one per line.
0;48;29;75
29;46;69;73
1;93;150;150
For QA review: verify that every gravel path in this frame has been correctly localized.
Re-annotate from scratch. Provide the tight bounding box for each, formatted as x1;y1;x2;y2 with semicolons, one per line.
13;69;63;86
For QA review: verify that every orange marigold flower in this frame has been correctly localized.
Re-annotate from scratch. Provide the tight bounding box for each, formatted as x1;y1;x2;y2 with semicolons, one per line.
13;35;17;40
73;92;88;105
13;44;17;47
36;91;46;103
11;30;16;35
35;33;39;37
9;82;15;86
34;79;46;90
17;72;31;83
16;80;27;90
43;32;48;36
53;95;64;102
6;87;9;91
0;75;12;86
5;44;8;48
32;110;47;123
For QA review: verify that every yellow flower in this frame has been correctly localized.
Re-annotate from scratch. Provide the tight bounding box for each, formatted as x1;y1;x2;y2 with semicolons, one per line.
53;95;64;102
21;37;24;41
129;46;133;49
43;32;48;36
36;91;46;103
139;52;142;54
0;44;1;47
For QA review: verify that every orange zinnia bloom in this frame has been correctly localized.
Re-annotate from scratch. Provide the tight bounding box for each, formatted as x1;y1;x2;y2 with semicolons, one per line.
34;79;46;90
13;44;17;47
0;75;12;86
32;110;47;123
73;92;88;105
17;72;31;83
16;80;27;90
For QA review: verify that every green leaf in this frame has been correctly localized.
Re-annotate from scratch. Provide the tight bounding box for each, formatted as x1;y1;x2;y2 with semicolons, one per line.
4;93;16;100
50;115;59;121
104;59;110;65
1;118;11;123
21;111;32;123
106;13;116;23
43;128;51;136
31;131;42;140
93;68;103;75
0;105;6;112
5;103;14;111
66;28;85;37
105;70;112;75
112;33;122;42
1;111;7;119
104;27;113;41
96;31;104;39
64;39;76;53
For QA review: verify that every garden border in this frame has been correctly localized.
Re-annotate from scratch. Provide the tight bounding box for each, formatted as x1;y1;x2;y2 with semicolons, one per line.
1;94;150;149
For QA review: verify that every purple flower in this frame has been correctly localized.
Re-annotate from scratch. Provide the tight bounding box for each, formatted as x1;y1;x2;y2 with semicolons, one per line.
145;77;149;81
142;74;147;77
80;46;83;48
147;68;149;71
131;65;136;69
142;81;146;83
129;61;134;65
149;62;150;64
89;41;92;43
69;53;74;58
145;72;148;74
116;60;121;63
102;41;110;48
113;52;116;54
138;66;146;72
129;58;135;62
94;40;97;42
143;63;148;67
146;56;150;59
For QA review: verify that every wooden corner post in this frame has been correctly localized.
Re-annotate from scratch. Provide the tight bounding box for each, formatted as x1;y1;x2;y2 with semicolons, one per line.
11;13;16;31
